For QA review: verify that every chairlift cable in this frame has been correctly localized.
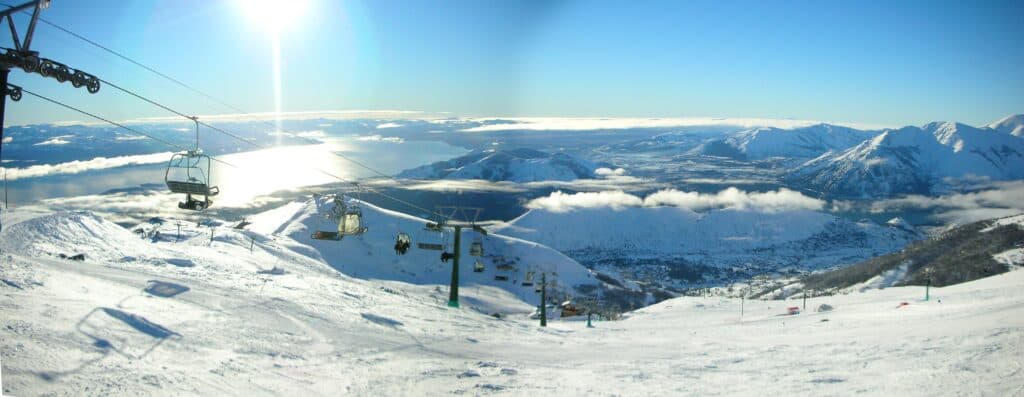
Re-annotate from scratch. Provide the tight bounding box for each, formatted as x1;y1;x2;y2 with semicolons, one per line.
17;10;409;185
88;75;442;218
14;85;238;167
0;2;252;118
8;9;448;221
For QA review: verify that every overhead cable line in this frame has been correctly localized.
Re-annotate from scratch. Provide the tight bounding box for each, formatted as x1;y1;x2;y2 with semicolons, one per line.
19;10;407;184
92;75;440;217
13;8;445;219
13;84;237;168
1;1;250;117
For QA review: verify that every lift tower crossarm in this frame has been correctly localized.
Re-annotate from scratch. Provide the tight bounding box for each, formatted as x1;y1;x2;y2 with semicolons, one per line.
2;0;47;52
432;206;486;308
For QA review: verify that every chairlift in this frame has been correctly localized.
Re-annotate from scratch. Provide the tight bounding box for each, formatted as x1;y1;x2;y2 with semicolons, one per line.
165;150;219;211
534;282;543;293
522;271;535;287
165;117;219;211
339;202;367;236
473;260;485;273
394;232;412;255
494;275;508;281
311;194;366;240
417;223;446;250
469;236;483;257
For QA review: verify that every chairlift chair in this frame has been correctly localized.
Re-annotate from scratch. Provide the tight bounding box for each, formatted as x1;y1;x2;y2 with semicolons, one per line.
394;232;412;255
417;223;446;250
165;149;219;211
311;195;366;240
339;204;367;236
473;260;485;273
166;118;219;211
469;237;483;257
522;271;535;287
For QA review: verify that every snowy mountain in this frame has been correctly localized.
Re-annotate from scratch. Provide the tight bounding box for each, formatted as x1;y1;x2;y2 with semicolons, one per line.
3;204;1022;395
691;124;878;160
396;148;598;182
789;121;1024;197
492;206;920;290
988;114;1024;137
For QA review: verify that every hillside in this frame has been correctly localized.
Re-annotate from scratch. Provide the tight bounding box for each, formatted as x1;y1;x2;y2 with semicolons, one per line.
801;213;1024;292
256;195;600;301
3;206;1023;395
396;148;598;182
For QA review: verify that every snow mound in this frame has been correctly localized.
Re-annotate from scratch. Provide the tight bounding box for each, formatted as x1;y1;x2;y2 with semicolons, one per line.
0;211;153;261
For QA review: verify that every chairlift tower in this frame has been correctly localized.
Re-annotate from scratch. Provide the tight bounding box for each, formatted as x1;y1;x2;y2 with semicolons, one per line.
433;206;486;308
0;0;101;231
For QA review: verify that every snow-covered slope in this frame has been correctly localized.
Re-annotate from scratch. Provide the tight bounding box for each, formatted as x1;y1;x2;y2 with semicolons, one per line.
264;195;598;301
988;114;1024;137
692;124;878;160
493;206;920;287
2;205;1021;395
396;148;598;182
789;122;1024;197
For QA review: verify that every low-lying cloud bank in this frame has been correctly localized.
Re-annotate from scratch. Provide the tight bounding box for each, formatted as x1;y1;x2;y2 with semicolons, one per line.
1;152;174;181
355;135;404;143
844;181;1024;224
526;187;825;213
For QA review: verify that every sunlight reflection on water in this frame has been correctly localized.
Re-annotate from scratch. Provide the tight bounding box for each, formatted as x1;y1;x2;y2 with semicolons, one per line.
5;138;467;207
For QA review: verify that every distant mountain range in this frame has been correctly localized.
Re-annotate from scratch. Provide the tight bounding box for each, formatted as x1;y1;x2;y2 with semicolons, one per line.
396;148;599;182
689;124;878;160
789;120;1024;197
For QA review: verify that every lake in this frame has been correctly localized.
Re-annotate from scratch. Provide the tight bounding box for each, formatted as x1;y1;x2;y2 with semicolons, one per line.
2;137;468;208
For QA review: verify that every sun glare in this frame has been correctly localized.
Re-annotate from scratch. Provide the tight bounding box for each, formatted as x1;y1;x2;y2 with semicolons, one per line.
236;0;311;141
238;0;310;34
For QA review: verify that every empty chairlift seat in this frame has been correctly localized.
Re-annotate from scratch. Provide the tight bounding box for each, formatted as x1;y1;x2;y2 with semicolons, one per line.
165;150;219;211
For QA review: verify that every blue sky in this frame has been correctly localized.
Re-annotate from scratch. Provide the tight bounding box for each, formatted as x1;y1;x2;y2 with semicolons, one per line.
3;0;1023;127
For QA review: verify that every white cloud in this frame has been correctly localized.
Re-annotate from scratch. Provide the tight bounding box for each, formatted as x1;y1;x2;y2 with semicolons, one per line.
1;152;174;181
115;135;149;141
527;190;643;212
126;110;436;125
376;122;402;129
459;117;893;133
34;135;74;146
296;130;326;138
354;135;404;143
526;187;825;213
862;181;1024;225
679;178;766;185
594;167;626;177
2;136;11;143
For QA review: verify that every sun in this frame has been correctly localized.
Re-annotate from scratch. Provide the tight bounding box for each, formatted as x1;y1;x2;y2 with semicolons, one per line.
237;0;310;34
